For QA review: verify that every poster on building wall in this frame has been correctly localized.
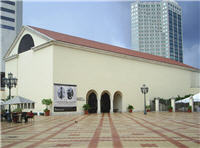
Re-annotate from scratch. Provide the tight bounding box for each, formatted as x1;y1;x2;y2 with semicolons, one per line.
54;83;77;112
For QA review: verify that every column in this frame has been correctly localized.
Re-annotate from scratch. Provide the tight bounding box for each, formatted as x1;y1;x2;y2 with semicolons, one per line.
171;98;175;112
155;98;159;112
110;93;113;113
98;94;101;114
189;96;194;112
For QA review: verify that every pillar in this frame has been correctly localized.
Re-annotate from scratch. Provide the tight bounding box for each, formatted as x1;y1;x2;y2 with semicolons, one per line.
171;98;175;112
110;93;113;113
189;96;194;112
155;98;159;112
98;94;101;113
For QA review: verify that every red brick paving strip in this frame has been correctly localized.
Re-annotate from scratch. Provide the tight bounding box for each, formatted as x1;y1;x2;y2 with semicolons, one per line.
1;116;54;131
1;116;59;134
145;113;200;128
88;113;104;148
108;114;123;148
129;114;200;144
122;114;189;148
141;144;158;147
25;115;88;148
2;115;82;148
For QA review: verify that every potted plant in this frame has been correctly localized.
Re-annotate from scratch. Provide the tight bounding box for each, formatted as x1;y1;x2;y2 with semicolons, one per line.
42;99;52;116
82;104;90;114
146;105;151;112
12;108;22;113
128;105;134;113
168;106;173;112
187;106;192;112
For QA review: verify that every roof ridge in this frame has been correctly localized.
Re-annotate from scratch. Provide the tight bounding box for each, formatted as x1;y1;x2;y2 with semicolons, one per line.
28;25;198;71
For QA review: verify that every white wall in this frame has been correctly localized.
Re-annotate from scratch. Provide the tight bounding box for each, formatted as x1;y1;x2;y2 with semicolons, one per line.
5;46;53;112
5;39;199;114
53;44;198;113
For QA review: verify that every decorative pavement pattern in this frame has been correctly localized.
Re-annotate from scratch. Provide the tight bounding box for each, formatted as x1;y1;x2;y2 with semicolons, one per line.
0;112;200;148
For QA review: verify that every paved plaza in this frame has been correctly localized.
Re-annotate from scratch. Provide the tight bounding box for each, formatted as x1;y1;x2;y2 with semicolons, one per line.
0;112;200;148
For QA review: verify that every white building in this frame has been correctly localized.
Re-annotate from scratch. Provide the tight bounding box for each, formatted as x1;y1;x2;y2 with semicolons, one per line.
131;0;183;63
0;0;22;89
3;26;200;114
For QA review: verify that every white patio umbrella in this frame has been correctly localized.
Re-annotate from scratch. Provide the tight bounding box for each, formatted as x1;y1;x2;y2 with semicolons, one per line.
0;100;5;105
4;96;35;105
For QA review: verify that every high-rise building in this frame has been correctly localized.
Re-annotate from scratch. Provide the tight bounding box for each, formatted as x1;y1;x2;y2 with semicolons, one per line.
0;0;22;90
131;0;183;62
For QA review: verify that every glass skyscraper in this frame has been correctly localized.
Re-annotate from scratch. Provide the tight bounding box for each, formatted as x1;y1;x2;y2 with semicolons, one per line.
0;0;22;90
131;0;183;62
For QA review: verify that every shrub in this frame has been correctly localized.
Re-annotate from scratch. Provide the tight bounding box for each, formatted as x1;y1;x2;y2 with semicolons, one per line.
168;106;173;110
42;98;52;111
128;105;134;110
188;106;192;110
82;104;90;111
146;105;151;110
12;108;22;113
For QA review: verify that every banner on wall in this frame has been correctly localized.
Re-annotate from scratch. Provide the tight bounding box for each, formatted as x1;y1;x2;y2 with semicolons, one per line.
54;83;77;112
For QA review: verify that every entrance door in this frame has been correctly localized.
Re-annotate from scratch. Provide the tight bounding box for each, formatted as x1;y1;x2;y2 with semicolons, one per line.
113;92;122;112
101;93;110;113
88;92;97;113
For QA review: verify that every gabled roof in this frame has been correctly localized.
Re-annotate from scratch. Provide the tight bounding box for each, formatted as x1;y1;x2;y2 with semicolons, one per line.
29;26;198;70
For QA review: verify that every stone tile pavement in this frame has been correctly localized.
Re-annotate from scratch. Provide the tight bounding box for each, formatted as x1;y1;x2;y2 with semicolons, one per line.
0;112;200;148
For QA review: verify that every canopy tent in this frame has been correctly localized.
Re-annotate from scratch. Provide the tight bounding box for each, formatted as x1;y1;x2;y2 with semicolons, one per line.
175;93;200;104
4;96;35;105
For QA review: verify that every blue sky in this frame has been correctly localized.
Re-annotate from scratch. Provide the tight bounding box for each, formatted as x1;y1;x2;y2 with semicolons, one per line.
23;0;200;68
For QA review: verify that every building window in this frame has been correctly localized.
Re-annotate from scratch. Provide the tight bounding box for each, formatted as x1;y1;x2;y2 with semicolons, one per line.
1;0;15;6
0;24;14;30
0;16;15;22
0;7;15;14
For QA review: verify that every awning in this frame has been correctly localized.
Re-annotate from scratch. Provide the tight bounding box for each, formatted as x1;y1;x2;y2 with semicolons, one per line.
4;96;35;105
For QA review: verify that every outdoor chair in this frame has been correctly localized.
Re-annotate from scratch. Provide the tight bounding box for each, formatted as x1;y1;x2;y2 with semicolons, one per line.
27;112;34;121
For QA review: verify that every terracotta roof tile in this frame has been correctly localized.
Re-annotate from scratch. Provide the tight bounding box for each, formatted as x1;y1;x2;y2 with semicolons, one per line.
29;26;198;70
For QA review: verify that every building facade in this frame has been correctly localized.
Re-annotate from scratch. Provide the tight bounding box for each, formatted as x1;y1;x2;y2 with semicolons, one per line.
4;26;200;114
131;0;183;62
0;0;22;90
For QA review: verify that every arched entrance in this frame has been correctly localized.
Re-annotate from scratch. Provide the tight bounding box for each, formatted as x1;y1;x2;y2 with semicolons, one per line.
101;92;110;113
87;91;97;113
113;91;122;113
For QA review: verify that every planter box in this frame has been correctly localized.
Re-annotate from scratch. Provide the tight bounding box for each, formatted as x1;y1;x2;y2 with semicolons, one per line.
84;110;88;114
129;109;132;113
168;109;172;112
44;110;50;116
188;110;191;112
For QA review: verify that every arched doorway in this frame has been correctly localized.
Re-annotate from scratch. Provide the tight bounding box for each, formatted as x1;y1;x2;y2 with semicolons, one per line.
87;91;97;113
113;91;122;113
101;92;110;113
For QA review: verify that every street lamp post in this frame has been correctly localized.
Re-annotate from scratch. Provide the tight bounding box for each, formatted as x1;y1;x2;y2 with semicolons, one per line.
3;73;18;113
141;84;149;115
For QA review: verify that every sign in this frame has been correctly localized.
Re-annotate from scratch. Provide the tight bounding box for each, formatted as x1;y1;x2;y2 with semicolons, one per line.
54;83;77;112
77;97;85;101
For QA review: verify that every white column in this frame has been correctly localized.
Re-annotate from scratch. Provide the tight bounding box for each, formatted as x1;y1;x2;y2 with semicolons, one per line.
189;96;194;112
171;98;175;112
147;99;150;106
110;94;113;113
155;98;159;112
98;94;101;114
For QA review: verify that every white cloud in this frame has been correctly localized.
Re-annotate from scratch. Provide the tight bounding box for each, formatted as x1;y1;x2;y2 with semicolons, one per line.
184;44;200;68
